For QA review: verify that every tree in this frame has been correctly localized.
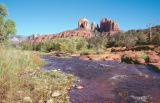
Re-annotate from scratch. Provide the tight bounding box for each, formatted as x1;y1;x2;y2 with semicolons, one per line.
0;4;8;17
0;4;16;41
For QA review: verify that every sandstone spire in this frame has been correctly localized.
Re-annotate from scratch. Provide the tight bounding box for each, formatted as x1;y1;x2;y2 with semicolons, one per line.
100;18;120;32
78;18;89;30
91;21;96;32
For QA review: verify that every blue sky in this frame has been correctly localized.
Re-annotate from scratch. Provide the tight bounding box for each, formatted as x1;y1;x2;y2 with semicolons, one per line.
0;0;160;36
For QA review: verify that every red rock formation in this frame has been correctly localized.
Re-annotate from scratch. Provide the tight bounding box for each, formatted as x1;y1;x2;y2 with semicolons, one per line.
30;29;92;43
100;18;120;32
78;18;89;30
29;18;121;43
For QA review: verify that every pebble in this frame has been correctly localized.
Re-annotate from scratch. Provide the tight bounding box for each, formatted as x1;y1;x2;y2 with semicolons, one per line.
46;99;53;103
66;96;70;99
76;85;84;89
38;100;43;103
77;80;81;82
53;69;58;72
51;91;61;97
144;74;149;78
23;97;32;103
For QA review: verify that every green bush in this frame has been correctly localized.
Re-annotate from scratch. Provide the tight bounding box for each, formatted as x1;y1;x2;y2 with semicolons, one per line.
141;53;149;62
110;32;137;47
136;31;148;45
53;38;88;53
21;38;89;53
36;41;60;52
108;30;148;47
151;32;160;45
21;42;33;50
87;37;108;51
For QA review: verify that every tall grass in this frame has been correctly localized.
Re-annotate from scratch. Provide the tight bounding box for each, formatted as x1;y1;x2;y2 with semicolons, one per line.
0;44;77;103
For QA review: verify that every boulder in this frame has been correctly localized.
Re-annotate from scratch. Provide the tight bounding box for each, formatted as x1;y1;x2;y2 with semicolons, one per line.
80;55;90;60
149;62;160;70
87;54;106;61
121;53;146;64
111;47;126;52
136;57;146;64
146;51;160;63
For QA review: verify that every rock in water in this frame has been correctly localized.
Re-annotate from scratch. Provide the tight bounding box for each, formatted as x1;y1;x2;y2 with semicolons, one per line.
76;85;84;89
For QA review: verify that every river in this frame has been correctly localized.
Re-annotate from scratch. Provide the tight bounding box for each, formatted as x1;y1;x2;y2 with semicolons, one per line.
43;56;160;103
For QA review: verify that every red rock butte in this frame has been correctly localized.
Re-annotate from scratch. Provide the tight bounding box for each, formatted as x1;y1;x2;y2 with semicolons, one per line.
100;18;120;32
29;18;121;43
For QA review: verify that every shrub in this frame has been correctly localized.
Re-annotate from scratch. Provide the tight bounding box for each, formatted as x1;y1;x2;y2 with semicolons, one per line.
136;32;148;45
24;38;89;53
141;53;149;62
113;32;137;47
21;42;33;50
36;41;60;52
151;32;160;45
87;37;108;51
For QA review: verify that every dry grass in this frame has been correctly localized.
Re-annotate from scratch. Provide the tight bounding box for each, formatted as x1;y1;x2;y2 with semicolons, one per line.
0;45;77;103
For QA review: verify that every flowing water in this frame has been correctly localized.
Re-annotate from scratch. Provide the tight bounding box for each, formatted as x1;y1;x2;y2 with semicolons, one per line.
43;56;160;103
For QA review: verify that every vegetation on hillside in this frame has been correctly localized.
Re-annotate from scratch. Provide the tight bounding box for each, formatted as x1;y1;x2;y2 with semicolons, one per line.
21;27;160;54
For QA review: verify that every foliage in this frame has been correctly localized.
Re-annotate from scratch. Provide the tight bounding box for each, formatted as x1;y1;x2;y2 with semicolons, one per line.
108;32;137;47
108;30;148;47
141;53;149;62
36;41;60;52
21;38;90;53
20;42;33;50
0;4;8;16
136;31;148;45
53;38;88;53
21;26;160;54
87;36;108;52
0;4;16;41
151;32;160;45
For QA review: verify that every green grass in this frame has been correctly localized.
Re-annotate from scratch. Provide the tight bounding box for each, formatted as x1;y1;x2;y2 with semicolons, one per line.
0;45;77;103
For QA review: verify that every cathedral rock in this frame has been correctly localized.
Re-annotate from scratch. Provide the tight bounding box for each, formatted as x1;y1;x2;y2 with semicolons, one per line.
29;18;121;42
99;18;120;32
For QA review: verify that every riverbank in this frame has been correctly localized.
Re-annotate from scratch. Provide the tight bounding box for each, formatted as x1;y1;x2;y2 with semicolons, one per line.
45;45;160;71
0;45;77;103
